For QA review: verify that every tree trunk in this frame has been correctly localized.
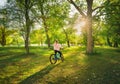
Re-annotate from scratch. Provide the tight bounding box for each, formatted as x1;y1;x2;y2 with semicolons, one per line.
43;19;50;48
1;27;6;47
25;0;31;54
40;2;50;48
67;40;70;47
46;30;51;48
86;0;93;54
107;36;112;47
86;17;93;54
113;41;118;47
63;28;70;47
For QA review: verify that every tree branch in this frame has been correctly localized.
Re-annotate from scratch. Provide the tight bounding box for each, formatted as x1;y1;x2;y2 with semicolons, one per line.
92;5;105;12
92;4;120;12
67;0;86;17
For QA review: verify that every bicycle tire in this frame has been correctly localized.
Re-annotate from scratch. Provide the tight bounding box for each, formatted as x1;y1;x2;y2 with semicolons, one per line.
49;54;57;64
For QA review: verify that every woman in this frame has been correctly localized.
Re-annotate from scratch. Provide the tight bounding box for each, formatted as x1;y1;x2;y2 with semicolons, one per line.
53;40;62;59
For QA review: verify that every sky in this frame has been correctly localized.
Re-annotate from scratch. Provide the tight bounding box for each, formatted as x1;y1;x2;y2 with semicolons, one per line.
69;4;78;17
0;0;7;7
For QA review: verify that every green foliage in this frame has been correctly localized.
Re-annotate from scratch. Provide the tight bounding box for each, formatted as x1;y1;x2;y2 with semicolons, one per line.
65;27;77;44
37;0;70;45
103;0;120;47
1;0;120;50
30;29;45;45
0;28;23;45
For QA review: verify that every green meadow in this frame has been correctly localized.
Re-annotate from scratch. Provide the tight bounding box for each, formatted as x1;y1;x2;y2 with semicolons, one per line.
0;46;120;84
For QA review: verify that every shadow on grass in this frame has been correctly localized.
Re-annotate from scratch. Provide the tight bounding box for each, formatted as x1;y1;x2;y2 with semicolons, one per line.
52;47;120;84
0;53;27;68
0;53;45;69
61;56;120;84
19;64;60;84
0;53;35;63
0;46;120;84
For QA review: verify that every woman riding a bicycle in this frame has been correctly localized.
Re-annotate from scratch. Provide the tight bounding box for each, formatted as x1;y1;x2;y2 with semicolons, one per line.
49;40;64;64
53;40;62;59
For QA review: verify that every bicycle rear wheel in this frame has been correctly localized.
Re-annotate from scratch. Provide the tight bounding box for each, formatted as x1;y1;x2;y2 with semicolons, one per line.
49;54;57;64
60;54;64;62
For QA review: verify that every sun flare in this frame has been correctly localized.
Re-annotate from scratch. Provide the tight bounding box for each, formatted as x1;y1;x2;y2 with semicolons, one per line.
74;17;87;35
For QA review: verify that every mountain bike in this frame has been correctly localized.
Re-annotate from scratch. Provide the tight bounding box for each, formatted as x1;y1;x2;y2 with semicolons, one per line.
49;52;64;64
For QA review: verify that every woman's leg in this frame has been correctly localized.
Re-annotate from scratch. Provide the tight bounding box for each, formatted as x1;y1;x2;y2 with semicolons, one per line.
54;50;57;59
57;51;62;57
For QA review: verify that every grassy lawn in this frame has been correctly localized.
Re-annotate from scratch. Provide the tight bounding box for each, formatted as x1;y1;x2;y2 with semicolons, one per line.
0;46;120;84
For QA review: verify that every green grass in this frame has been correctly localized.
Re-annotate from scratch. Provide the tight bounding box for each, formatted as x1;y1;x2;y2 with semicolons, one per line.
0;46;120;84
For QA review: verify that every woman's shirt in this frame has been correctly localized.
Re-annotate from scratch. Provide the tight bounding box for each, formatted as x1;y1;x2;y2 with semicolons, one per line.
53;43;61;51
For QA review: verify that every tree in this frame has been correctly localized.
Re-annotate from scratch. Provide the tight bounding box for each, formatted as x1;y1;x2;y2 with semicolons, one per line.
104;0;120;47
30;28;45;46
62;13;78;47
0;8;9;46
62;24;77;47
37;0;51;48
37;0;70;47
67;0;105;54
7;0;37;54
0;26;6;46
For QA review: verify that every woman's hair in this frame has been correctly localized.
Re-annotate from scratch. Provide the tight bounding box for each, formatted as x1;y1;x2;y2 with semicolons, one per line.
55;40;58;43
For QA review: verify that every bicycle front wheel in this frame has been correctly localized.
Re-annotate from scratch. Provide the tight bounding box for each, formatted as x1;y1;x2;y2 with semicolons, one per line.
49;54;57;64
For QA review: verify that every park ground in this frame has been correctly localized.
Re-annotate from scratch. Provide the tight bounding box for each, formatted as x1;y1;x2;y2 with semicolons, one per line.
0;46;120;84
